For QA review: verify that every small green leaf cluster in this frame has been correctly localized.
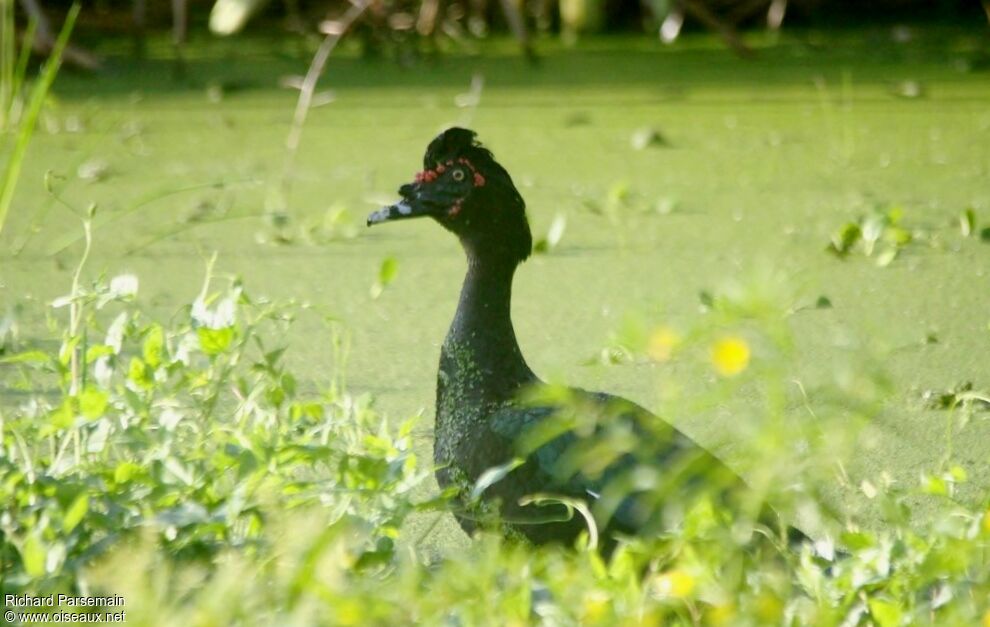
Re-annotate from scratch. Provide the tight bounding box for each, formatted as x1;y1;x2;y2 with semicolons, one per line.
828;205;990;267
0;272;428;596
827;205;916;266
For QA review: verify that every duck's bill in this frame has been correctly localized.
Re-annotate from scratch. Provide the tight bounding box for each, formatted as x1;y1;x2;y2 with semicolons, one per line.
367;200;432;226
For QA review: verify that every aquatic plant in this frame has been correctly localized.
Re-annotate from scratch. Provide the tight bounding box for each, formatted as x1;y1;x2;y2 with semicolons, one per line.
2;244;989;624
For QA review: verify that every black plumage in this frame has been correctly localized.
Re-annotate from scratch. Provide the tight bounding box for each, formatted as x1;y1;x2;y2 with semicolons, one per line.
368;128;800;550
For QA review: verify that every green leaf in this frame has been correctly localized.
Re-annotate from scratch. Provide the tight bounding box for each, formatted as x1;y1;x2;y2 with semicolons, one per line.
470;458;525;500
290;402;323;421
861;215;884;254
264;347;287;368
85;344;115;363
128;356;153;388
960;207;976;237
0;350;50;364
921;473;948;495
62;493;89;533
868;598;902;627
50;398;75;429
78;387;109;420
22;533;46;577
266;383;285;408
884;226;912;246
354;537;395;571
198;326;234;355
698;290;716;310
630;126;668;150
948;465;967;482
875;248;898;267
839;530;875;550
143;324;165;367
607;180;631;210
378;256;399;285
114;461;143;484
534;213;567;254
828;222;861;256
370;256;400;299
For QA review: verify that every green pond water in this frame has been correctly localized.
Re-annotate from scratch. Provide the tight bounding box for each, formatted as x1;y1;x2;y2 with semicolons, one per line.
2;27;989;546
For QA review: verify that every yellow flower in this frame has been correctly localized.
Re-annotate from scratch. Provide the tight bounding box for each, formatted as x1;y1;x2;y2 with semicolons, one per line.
983;608;990;627
646;326;681;362
711;336;750;377
650;569;695;599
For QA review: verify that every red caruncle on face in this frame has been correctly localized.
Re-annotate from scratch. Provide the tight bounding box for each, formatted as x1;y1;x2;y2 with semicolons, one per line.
413;159;486;189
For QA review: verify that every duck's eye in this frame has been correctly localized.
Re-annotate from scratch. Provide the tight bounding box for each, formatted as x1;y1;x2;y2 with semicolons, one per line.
452;169;466;182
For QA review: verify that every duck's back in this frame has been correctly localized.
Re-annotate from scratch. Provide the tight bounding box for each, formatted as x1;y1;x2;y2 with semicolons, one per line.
435;382;747;546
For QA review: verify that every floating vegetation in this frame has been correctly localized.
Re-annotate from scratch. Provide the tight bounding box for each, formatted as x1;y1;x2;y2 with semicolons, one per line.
370;255;399;299
533;212;567;254
827;205;919;266
922;381;990;412
630;126;670;150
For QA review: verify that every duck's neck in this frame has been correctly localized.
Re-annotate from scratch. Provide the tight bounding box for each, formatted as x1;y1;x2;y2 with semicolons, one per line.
440;252;535;403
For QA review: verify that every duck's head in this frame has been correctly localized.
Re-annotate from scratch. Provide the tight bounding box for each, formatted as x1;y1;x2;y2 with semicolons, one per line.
368;127;532;264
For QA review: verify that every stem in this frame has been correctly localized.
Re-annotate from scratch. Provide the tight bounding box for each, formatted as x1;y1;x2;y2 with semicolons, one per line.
197;251;218;304
196;251;225;423
124;211;267;256
956;392;990;406
12;428;34;485
18;0;99;70
678;0;753;58
274;0;369;212
46;178;249;256
68;217;92;395
50;429;74;475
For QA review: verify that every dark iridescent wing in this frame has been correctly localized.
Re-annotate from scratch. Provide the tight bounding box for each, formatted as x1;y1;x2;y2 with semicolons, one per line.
486;389;747;535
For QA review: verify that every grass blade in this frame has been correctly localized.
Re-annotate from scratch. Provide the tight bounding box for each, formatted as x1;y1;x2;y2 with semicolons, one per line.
13;18;39;106
0;3;79;238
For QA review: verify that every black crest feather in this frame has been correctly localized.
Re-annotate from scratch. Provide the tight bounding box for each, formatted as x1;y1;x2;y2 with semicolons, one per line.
424;127;494;169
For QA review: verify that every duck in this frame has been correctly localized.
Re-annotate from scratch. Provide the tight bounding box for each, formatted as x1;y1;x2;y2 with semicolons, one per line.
367;127;805;551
